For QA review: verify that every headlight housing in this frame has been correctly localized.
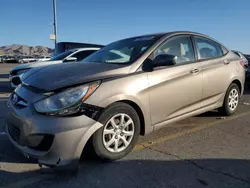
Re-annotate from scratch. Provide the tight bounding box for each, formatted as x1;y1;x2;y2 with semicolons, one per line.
34;81;101;115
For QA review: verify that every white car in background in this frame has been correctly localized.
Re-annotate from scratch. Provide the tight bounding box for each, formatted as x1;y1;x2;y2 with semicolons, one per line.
9;47;100;88
18;56;36;64
36;56;51;62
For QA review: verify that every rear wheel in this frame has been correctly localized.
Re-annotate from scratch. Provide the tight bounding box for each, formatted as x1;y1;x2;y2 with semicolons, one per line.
219;83;240;116
92;102;140;161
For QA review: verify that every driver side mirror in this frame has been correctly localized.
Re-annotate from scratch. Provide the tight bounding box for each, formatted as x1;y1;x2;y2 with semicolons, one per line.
152;54;177;68
142;54;177;72
63;57;77;62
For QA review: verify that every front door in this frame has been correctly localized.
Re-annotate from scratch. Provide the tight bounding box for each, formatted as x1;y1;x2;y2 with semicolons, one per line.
147;35;202;125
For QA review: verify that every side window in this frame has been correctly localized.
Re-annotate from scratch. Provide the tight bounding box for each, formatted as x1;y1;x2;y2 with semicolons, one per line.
194;37;223;60
153;36;195;65
72;50;97;61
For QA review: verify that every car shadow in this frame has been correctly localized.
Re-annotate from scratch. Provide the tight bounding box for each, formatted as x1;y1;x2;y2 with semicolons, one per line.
0;154;250;188
0;120;250;187
196;110;222;117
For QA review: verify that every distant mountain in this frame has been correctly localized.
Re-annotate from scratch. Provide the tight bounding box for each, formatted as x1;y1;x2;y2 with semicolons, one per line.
0;44;53;56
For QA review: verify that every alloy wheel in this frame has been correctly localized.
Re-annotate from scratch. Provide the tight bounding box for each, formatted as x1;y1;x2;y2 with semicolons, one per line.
102;113;134;153
228;88;239;111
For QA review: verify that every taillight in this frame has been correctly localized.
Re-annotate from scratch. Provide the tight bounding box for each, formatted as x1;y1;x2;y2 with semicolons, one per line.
239;61;246;69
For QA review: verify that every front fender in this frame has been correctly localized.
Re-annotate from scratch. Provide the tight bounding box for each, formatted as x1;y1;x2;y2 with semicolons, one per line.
85;73;153;135
99;94;152;135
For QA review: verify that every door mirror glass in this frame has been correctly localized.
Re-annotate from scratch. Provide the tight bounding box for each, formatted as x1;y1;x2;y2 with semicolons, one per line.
153;54;176;68
63;57;77;62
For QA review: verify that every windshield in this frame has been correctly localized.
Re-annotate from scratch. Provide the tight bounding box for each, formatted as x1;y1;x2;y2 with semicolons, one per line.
50;50;73;61
82;36;159;64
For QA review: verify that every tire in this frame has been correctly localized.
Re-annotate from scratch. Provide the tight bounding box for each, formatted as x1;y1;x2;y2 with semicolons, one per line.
219;83;240;116
92;102;140;161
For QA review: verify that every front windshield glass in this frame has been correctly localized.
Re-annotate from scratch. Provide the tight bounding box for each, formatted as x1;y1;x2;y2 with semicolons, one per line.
82;35;159;64
50;50;73;61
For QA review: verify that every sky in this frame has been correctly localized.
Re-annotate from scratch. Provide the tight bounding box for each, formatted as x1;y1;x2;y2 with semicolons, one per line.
0;0;249;53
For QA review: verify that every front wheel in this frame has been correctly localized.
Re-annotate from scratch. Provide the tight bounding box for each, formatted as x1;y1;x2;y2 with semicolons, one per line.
92;102;140;161
219;83;240;116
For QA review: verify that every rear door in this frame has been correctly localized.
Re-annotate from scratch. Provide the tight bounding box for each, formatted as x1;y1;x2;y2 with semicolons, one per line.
193;36;230;107
147;35;202;125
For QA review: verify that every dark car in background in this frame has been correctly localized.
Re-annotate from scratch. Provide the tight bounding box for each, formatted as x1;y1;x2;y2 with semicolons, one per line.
2;55;18;63
55;42;104;55
244;54;250;64
244;54;250;79
232;50;248;68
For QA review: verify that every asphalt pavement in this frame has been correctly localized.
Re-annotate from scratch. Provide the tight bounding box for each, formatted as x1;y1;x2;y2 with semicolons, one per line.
1;63;250;188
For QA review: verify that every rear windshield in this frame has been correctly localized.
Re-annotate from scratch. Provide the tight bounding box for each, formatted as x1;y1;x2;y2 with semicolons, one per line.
233;51;240;57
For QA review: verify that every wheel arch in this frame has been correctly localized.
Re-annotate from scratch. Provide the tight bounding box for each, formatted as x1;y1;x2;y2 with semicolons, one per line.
231;79;243;95
74;121;103;160
117;100;146;136
75;98;151;159
97;94;152;135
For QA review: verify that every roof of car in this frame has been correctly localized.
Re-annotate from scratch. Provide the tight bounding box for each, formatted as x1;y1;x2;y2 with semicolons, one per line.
232;50;241;53
130;31;230;51
131;31;210;38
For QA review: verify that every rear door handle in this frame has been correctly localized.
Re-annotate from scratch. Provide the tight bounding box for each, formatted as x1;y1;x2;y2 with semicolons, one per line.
190;68;199;74
224;60;230;65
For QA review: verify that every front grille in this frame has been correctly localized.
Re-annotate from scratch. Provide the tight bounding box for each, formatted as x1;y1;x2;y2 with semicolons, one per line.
8;124;20;143
12;77;21;85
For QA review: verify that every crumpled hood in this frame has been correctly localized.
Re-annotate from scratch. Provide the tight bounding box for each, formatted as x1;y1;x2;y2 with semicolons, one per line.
13;60;62;71
22;62;129;91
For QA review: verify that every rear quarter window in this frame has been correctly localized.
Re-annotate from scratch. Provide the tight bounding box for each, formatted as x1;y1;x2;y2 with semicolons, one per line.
194;36;225;60
221;46;229;55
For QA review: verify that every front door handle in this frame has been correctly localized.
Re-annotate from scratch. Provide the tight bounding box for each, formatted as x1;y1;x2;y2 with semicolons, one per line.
224;60;230;65
190;68;199;74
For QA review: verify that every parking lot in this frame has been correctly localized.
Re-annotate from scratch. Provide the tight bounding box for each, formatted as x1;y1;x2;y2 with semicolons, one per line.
1;63;250;188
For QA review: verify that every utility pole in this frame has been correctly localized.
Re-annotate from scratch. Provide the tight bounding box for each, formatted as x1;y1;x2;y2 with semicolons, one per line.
53;0;57;49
